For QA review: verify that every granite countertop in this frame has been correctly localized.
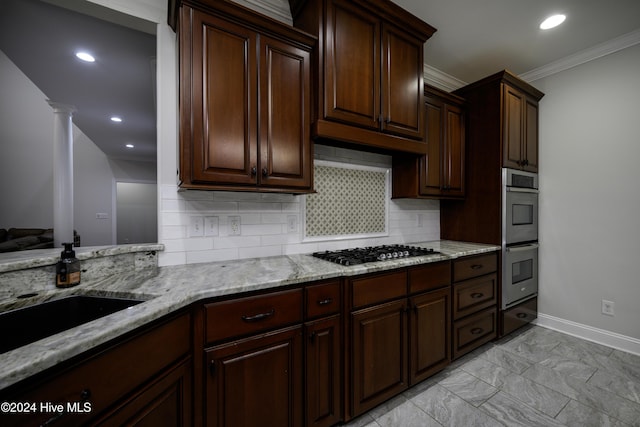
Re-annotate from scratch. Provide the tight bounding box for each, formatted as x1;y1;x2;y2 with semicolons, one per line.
0;240;499;390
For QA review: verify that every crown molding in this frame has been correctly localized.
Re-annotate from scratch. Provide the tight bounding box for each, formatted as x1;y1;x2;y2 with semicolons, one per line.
520;28;640;83
233;0;293;25
423;64;467;92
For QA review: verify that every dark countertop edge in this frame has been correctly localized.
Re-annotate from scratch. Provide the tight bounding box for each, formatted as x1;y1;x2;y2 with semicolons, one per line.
0;240;499;390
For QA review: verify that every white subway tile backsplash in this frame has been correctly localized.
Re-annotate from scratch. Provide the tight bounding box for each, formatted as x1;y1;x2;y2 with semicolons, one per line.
159;147;440;266
214;236;262;249
242;224;283;236
238;202;283;211
239;245;282;259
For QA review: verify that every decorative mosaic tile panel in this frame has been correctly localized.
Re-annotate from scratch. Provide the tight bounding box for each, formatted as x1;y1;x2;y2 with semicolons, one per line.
305;163;388;237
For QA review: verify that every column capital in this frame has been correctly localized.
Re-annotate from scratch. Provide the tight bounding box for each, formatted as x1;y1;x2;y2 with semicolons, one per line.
47;100;76;115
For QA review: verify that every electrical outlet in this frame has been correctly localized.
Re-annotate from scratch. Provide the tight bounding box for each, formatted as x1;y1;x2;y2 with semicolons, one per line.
228;216;241;236
287;215;298;233
602;299;615;316
189;216;204;237
205;216;219;236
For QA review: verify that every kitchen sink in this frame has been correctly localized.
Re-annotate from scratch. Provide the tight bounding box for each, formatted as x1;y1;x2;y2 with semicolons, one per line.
0;295;143;354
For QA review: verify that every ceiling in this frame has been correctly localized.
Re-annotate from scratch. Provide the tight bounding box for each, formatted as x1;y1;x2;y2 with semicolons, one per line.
1;0;639;164
392;0;640;85
0;0;156;163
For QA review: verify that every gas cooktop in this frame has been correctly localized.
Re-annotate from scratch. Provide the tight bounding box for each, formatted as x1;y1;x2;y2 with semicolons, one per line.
312;245;440;266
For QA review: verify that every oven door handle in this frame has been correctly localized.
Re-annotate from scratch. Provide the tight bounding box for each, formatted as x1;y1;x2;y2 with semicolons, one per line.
506;243;539;252
506;187;539;194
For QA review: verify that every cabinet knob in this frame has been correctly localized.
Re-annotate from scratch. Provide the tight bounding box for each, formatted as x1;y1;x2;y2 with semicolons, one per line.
470;292;484;299
251;166;257;176
262;168;268;177
516;312;528;319
80;389;91;401
317;298;333;306
470;327;483;335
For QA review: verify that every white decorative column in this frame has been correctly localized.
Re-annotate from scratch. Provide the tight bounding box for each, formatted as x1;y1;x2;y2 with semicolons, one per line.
47;100;76;248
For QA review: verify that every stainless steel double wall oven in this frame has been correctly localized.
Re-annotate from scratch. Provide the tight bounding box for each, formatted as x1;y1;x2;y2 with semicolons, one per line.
501;168;539;309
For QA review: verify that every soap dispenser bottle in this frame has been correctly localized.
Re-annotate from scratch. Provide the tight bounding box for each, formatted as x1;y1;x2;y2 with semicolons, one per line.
56;242;81;288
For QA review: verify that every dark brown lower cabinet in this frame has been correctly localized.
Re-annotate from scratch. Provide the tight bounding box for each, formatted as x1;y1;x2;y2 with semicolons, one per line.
0;312;192;427
305;315;341;427
452;307;497;360
95;358;192;426
410;287;451;384
205;325;303;427
351;299;408;417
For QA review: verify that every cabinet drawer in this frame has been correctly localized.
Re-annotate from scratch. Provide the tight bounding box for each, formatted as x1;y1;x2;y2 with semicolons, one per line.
452;273;497;320
502;297;537;336
453;253;497;282
204;288;303;343
408;261;451;294
4;313;191;427
305;280;341;319
351;270;407;309
452;307;497;359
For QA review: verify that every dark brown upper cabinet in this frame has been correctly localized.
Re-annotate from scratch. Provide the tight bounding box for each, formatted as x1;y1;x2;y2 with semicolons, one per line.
454;70;544;173
172;0;316;193
393;84;466;199
289;0;436;155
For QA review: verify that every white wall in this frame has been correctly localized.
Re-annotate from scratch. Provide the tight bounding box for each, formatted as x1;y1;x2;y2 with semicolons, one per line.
0;48;154;246
0;49;54;229
534;43;640;342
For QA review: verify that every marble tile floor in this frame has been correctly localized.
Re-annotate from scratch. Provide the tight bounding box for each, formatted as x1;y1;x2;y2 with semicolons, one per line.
343;325;640;427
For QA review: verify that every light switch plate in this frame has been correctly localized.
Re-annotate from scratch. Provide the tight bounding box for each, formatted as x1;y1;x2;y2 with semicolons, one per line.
189;216;204;237
205;216;219;236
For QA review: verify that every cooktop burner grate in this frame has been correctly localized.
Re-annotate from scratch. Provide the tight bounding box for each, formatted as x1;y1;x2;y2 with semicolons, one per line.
311;245;440;266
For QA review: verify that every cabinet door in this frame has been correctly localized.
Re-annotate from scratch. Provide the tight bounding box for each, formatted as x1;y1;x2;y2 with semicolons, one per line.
305;315;342;427
381;24;425;140
421;97;464;197
188;8;258;185
523;96;539;172
420;96;444;196
409;288;450;385
324;0;380;130
94;359;192;426
442;103;465;196
502;84;524;170
206;326;303;427
351;299;407;417
259;35;312;189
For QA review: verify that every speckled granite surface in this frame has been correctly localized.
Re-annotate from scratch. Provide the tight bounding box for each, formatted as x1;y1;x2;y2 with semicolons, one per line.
0;240;498;390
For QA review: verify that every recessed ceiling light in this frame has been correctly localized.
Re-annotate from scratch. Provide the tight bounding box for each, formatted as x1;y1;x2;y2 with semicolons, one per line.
75;51;95;62
540;14;566;30
125;144;134;149
110;116;122;123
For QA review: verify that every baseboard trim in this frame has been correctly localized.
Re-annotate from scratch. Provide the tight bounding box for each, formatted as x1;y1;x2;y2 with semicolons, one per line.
534;313;640;356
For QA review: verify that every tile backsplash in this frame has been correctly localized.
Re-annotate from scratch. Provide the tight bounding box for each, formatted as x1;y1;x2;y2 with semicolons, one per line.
158;145;439;266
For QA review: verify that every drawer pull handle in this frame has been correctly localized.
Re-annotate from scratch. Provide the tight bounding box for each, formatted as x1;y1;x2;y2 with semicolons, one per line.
317;298;333;306
471;264;483;270
470;292;484;299
241;309;275;323
516;312;528;319
470;327;483;335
